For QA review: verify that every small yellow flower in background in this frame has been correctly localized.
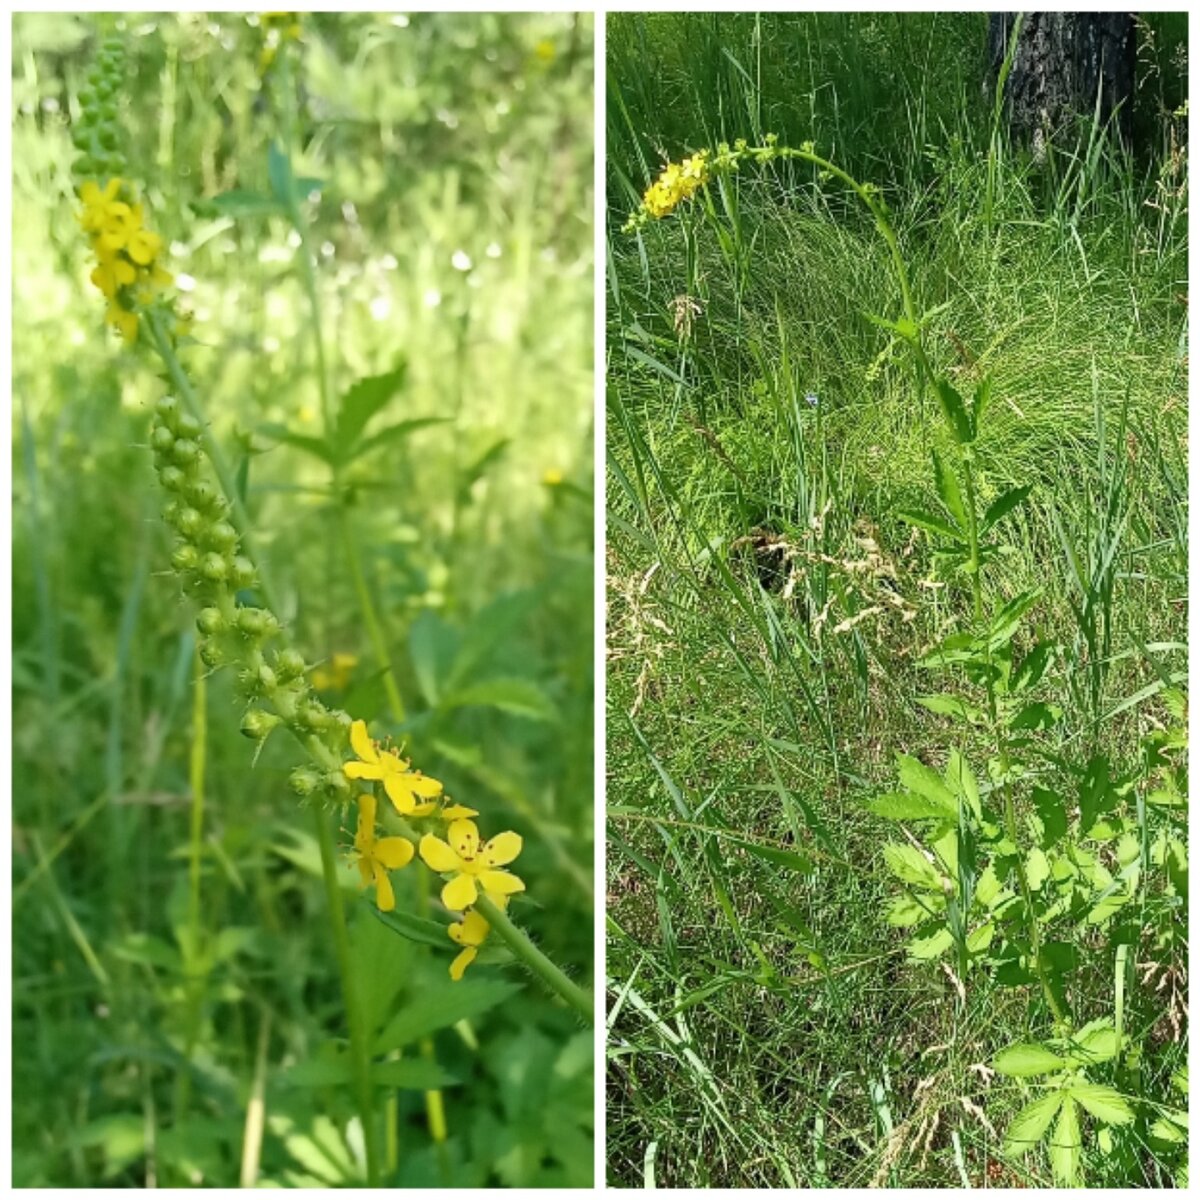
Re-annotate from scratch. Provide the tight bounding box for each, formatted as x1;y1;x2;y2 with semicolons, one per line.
542;467;564;486
311;651;359;691
344;718;443;816
447;906;505;980
419;818;524;912
533;38;556;64
352;792;414;912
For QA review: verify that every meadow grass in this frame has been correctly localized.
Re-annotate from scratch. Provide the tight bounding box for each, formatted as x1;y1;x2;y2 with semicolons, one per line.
606;12;1186;1188
13;12;593;1187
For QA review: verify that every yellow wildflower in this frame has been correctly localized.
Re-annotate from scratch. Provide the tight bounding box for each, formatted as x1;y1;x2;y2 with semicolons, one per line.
311;652;359;691
447;906;505;980
437;797;478;822
352;792;414;912
419;818;524;912
343;718;443;816
642;149;710;219
542;467;564;486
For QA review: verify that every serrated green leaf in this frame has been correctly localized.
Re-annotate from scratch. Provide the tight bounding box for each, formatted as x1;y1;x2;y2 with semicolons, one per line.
886;894;936;926
333;365;409;453
982;484;1033;533
1063;1021;1121;1065
1013;641;1057;692
1025;847;1050;891
895;508;963;540
916;694;985;723
882;842;941;889
371;906;454;949
907;926;954;960
934;377;974;443
1009;702;1062;731
1069;1083;1134;1126
259;423;336;465
1049;1095;1081;1186
867;791;953;820
931;449;968;529
1003;1091;1064;1156
993;1042;1068;1077
986;589;1042;649
440;677;555;721
896;754;957;812
355;416;450;460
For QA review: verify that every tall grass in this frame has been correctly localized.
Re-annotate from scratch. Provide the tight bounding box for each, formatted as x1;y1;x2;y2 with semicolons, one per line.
606;12;1186;1188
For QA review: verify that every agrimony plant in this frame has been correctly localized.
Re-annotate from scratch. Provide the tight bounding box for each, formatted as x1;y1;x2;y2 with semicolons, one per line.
72;27;591;1188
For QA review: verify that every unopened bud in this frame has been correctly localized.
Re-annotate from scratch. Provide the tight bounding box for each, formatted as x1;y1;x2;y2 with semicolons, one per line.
177;507;204;539
184;480;218;511
274;648;306;681
230;557;256;590
198;639;224;668
171;438;200;466
290;767;323;797
171;544;200;574
241;709;282;740
155;396;181;427
158;465;186;493
176;413;202;440
200;552;228;583
196;607;225;636
206;521;238;553
151;425;176;454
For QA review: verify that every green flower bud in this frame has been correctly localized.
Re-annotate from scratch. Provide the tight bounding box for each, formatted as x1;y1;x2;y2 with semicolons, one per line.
98;126;117;151
158;465;186;492
205;521;239;553
241;708;282;740
73;155;97;178
176;413;202;440
230;557;257;590
274;648;306;681
329;708;353;733
298;700;332;731
236;607;267;635
71;126;90;150
200;552;228;583
290;767;323;797
162;500;182;526
257;664;278;692
78;87;95;108
198;639;224;668
171;544;200;573
177;507;204;538
171;439;200;466
184;480;219;511
155;396;181;427
151;424;176;454
196;607;225;636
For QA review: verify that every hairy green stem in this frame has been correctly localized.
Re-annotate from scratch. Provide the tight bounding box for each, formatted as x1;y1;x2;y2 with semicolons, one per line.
475;894;593;1023
314;810;381;1185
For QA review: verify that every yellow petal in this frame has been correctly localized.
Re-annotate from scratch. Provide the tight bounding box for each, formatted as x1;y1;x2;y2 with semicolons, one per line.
374;837;414;870
349;719;378;764
409;801;438;818
407;773;442;798
356;859;373;889
357;791;377;833
343;761;383;781
449;946;477;981
446;819;480;860
80;180;102;204
419;833;462;874
460;909;490;945
483;830;522;868
373;864;396;912
441;872;477;913
480;869;524;897
440;802;478;820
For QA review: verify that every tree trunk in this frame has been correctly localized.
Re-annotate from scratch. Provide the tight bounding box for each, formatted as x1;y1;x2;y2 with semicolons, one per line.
988;13;1136;154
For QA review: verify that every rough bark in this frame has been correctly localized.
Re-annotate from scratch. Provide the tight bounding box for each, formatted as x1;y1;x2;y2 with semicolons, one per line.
988;13;1136;153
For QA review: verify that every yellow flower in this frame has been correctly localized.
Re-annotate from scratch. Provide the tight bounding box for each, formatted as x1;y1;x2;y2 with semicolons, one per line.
127;227;163;267
106;303;139;343
642;150;710;219
542;467;564;486
343;718;443;816
90;255;136;299
78;178;122;233
447;906;504;980
312;652;359;691
352;792;415;912
533;39;556;63
437;797;478;821
419;818;524;912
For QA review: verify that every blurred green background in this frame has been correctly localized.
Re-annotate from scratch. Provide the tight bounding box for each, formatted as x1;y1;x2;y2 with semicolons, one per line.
13;11;593;1187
